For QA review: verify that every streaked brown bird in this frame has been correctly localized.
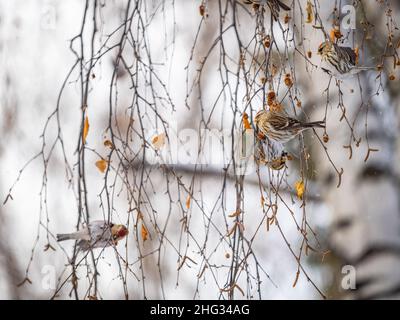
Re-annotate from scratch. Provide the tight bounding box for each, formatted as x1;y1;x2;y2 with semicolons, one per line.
242;0;290;20
318;41;374;77
255;109;325;144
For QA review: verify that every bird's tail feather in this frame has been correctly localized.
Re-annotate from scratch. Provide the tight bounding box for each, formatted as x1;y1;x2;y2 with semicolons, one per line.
277;0;290;11
245;0;290;11
356;66;376;71
304;121;325;129
56;232;80;242
57;233;71;242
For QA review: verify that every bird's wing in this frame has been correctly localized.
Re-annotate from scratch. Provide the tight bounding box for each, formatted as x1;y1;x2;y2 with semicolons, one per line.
267;113;291;130
276;0;291;11
286;117;302;129
74;227;91;241
87;220;112;239
271;113;301;130
242;0;290;10
336;44;357;66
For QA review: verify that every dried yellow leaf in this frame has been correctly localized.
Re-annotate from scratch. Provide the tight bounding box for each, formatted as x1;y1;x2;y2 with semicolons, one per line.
292;270;300;287
228;210;241;218
329;29;335;42
199;4;205;17
151;133;166;150
323;133;329;143
242;113;251;130
270;64;278;77
284;73;293;87
185;195;191;209
295;180;305;200
334;26;343;39
306;1;313;23
330;26;342;42
141;223;148;242
226;224;237;237
354;47;359;65
267;91;276;106
103;139;113;149
263;35;271;48
95;159;108;173
82;116;89;144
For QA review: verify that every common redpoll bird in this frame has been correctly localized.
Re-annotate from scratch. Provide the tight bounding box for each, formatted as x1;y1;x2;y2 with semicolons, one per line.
257;143;292;170
255;109;325;144
56;220;129;251
317;41;374;77
242;0;290;20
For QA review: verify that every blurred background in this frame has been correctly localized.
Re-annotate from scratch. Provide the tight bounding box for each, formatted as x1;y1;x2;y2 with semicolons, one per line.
1;0;400;300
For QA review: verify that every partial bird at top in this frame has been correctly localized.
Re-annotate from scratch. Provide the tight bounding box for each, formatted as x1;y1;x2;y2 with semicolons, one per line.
242;0;291;20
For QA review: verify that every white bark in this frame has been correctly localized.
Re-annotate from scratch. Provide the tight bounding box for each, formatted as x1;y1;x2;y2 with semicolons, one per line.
319;75;400;299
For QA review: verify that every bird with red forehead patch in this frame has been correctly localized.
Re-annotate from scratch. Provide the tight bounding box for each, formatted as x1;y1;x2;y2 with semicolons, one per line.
57;220;129;251
111;224;129;243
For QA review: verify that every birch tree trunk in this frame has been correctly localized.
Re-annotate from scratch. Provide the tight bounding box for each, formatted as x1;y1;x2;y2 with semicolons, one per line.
306;0;400;300
322;83;400;299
